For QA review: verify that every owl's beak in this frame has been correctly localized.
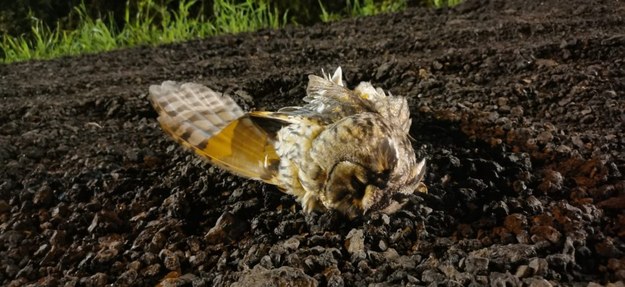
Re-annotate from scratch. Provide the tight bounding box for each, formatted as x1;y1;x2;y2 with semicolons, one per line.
360;185;380;214
415;159;426;179
414;159;427;193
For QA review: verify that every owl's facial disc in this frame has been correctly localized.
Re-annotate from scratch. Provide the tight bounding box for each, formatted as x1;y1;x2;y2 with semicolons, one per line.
324;161;391;217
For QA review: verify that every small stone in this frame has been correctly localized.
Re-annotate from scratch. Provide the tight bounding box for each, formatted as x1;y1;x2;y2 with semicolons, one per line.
282;236;301;251
464;256;489;274
142;264;161;277
0;200;10;213
432;61;443;70
556;145;572;154
606;282;625;287
327;270;345;287
515;265;531;278
528;258;548;275
489;272;521;286
382;248;399;261
159;273;202;287
124;148;143;163
527;278;553;287
50;230;66;246
33;185;54;206
504;213;527;235
5;263;19;278
511;106;524;117
378;240;388;251
536;131;554;144
15;265;34;280
189;251;207;267
571;136;585;149
260;255;273;269
375;62;394;80
231;265;317;287
159;249;181;271
457;224;474;238
421;269;445;283
141;252;158;265
490;200;510;217
345;229;366;260
381;214;390;225
128;260;142;271
513;180;527;193
81;272;108;287
538;170;564;193
34;243;49;257
51;203;69;218
116;269;138;285
470;244;536;269
205;212;248;244
546;254;571;271
497;97;508;107
595;238;624;257
530;225;562;244
525;196;544;214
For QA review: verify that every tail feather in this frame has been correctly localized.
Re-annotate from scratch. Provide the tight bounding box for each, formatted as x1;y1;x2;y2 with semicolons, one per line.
149;81;280;184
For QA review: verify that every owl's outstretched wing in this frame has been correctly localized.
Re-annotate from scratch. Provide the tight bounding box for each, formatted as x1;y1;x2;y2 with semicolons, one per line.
148;81;281;184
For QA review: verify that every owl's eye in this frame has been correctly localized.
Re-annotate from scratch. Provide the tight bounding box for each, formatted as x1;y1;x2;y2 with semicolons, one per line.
325;161;369;204
350;174;367;199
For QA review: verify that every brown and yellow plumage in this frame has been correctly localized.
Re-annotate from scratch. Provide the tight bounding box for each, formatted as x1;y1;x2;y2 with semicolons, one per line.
149;67;426;218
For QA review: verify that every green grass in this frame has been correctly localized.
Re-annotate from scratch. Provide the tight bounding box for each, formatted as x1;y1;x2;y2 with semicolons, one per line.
320;0;407;23
429;0;464;8
0;0;287;63
319;0;462;23
1;0;463;63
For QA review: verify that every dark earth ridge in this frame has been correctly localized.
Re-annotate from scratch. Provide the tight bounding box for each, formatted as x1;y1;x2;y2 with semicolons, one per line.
1;0;625;286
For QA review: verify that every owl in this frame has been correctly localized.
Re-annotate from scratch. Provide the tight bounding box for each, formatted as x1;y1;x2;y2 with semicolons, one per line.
149;67;426;218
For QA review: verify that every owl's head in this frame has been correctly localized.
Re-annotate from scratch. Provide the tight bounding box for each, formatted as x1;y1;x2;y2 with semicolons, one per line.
322;139;427;219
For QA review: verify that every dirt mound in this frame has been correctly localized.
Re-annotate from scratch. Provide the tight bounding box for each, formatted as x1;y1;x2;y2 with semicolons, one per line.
1;0;624;286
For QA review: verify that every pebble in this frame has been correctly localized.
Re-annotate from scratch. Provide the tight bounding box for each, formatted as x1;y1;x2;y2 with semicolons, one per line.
538;170;564;193
141;264;161;277
204;212;248;244
282;236;301;251
525;277;553;287
232;265;317;287
546;254;571;271
530;225;562;244
33;185;54;207
464;256;489;274
504;213;527;235
378;240;388;251
159;249;181;271
421;269;445;283
49;230;66;246
489;272;521;286
345;229;366;260
536;131;554;144
80;272;107;287
470;244;537;269
528;258;548;275
525;196;544;214
116;269;138;285
515;265;531;278
0;200;9;213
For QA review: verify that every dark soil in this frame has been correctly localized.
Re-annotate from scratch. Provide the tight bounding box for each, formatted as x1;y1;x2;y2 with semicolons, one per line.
1;0;625;286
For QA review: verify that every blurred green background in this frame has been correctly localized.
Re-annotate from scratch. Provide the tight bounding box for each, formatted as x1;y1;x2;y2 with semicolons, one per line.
0;0;461;62
0;0;455;37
